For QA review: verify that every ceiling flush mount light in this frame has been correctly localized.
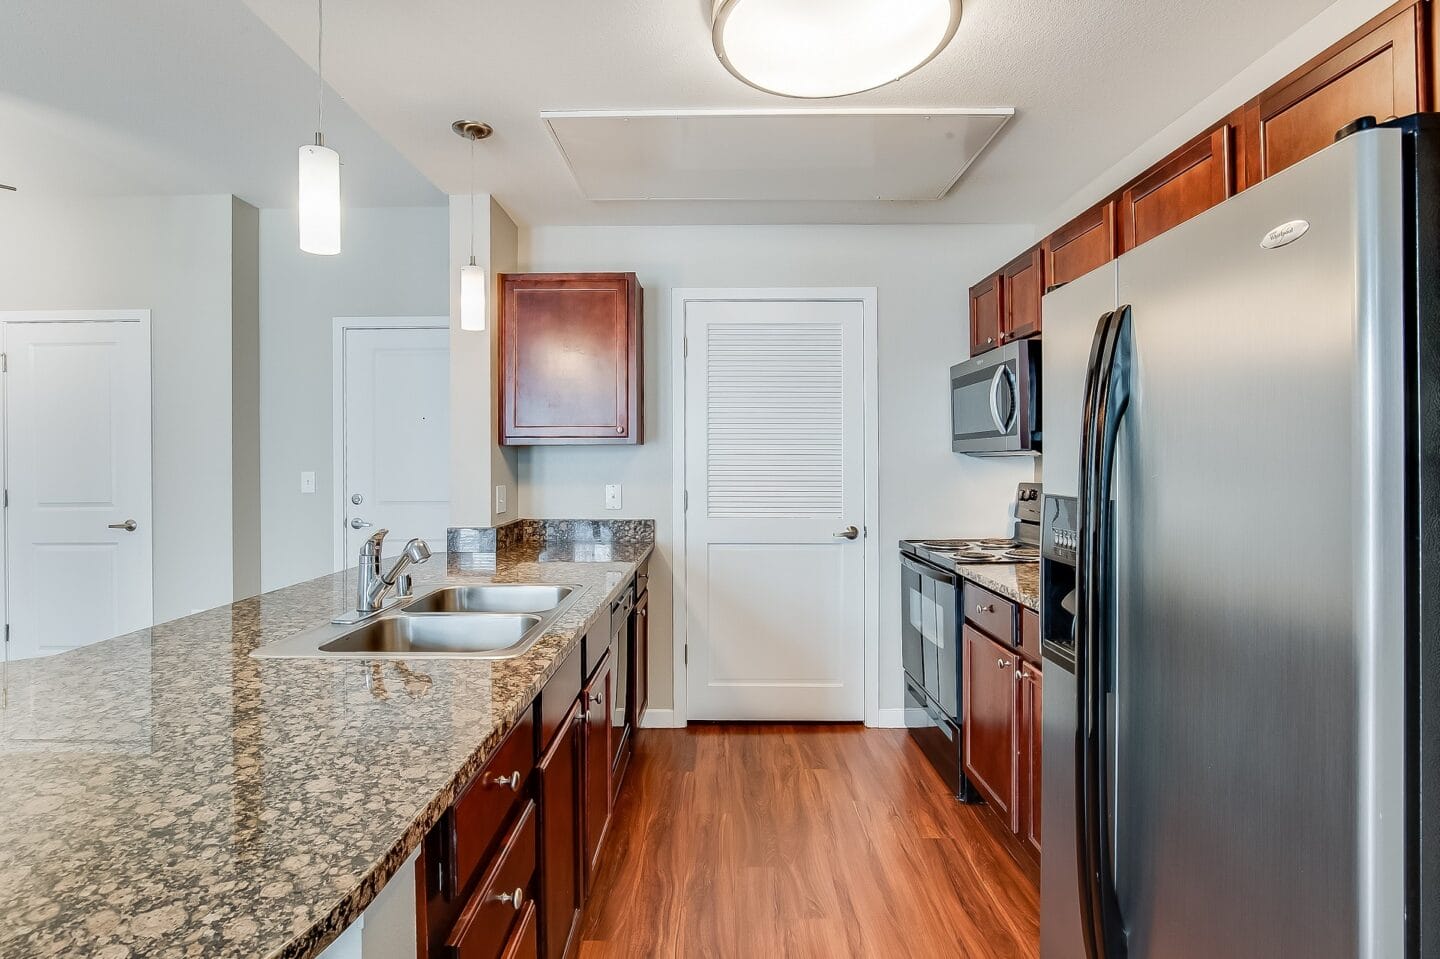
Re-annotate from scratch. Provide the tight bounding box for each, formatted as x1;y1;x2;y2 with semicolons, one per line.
299;0;341;255
712;0;963;98
453;120;494;332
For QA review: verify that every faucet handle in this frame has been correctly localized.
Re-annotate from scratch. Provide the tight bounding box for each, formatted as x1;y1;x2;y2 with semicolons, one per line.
361;528;389;554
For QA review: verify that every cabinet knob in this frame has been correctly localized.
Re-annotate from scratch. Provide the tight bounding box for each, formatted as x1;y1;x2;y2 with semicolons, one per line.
986;337;996;345
997;657;1012;669
589;691;604;706
615;425;624;434
488;771;521;791
494;887;524;911
976;603;995;614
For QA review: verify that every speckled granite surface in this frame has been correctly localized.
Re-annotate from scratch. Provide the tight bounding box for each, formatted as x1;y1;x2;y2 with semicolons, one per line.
448;518;655;554
0;541;652;959
957;562;1040;612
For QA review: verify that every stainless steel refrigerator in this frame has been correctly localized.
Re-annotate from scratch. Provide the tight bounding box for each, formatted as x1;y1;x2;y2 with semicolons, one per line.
1040;116;1440;959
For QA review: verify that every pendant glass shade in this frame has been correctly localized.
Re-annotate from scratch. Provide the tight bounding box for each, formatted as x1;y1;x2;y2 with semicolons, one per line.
298;142;341;255
459;260;486;331
711;0;962;98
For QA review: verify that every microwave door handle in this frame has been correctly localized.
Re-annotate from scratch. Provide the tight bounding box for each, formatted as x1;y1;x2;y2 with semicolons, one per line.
988;365;1009;432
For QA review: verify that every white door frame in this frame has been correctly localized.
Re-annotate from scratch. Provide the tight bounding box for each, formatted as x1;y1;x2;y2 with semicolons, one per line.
330;316;449;571
0;309;154;653
670;288;881;727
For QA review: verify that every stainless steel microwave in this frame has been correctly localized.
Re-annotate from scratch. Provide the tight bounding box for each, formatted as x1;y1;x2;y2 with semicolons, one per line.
950;339;1040;455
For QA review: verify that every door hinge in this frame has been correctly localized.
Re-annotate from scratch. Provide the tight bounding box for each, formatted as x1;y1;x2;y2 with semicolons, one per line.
682;336;689;358
3;624;8;645
684;644;688;665
1;353;7;373
2;489;7;508
683;490;689;511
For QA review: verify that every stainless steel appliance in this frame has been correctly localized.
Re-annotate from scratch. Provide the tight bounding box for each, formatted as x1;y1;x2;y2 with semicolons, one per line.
951;338;1040;455
900;483;1042;799
1040;116;1440;958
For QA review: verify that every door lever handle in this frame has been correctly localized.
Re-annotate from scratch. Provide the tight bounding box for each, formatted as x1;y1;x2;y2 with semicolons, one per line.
108;519;138;532
834;526;860;540
350;517;373;529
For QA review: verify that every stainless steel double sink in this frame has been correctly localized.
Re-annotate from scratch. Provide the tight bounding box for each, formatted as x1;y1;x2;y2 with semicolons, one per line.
252;584;581;661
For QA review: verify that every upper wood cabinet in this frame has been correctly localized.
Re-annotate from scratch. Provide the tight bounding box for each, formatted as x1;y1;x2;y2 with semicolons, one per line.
1119;122;1236;252
1000;246;1044;343
1042;200;1117;290
1244;0;1426;184
968;273;1003;356
499;273;644;446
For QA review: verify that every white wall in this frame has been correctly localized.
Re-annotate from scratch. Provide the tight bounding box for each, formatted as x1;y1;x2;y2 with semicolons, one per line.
0;192;242;622
258;205;448;591
518;224;1035;713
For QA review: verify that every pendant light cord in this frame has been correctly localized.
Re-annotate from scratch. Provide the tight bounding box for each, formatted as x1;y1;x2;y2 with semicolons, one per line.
469;136;476;265
316;0;325;139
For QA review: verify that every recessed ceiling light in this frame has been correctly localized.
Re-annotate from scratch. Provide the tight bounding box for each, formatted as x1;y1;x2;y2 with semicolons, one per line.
711;0;963;99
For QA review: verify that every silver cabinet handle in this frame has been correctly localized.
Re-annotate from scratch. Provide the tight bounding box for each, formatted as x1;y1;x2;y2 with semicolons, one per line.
108;519;138;532
997;658;1012;669
494;887;524;911
976;603;995;614
589;691;604;706
834;526;860;540
615;425;624;434
488;771;521;791
350;517;372;529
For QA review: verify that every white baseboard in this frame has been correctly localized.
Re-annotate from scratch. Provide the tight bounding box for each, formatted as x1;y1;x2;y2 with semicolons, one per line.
639;708;683;729
868;707;907;729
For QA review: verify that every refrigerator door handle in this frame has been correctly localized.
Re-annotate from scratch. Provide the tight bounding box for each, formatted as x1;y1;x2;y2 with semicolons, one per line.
1076;305;1134;959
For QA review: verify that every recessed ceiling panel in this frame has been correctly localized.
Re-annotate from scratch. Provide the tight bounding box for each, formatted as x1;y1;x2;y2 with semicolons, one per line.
542;109;1013;202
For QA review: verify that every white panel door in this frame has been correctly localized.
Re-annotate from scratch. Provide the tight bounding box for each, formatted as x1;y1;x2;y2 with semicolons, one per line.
4;320;153;660
684;298;866;720
341;328;449;564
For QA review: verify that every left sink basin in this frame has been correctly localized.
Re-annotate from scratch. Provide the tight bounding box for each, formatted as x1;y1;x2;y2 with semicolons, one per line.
319;613;540;656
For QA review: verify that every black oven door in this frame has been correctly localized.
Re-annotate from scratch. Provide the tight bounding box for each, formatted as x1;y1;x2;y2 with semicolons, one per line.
902;556;958;718
951;339;1038;455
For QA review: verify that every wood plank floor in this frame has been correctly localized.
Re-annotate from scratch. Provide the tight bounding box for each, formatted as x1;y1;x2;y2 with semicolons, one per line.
577;724;1039;959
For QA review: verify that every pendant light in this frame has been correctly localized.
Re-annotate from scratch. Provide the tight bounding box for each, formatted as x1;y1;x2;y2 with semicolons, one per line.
299;0;341;255
711;0;963;99
452;120;493;332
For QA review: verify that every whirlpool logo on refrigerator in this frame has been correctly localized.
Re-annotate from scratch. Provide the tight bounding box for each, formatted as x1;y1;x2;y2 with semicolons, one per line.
1261;219;1311;249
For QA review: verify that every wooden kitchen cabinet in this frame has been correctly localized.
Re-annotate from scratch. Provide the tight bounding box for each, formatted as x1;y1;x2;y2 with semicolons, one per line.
1243;0;1425;184
499;273;644;446
963;624;1018;826
968;273;1003;356
629;590;649;729
1119;121;1236;252
1042;200;1117;290
1018;663;1043;855
582;651;613;888
1000;246;1044;343
537;698;584;959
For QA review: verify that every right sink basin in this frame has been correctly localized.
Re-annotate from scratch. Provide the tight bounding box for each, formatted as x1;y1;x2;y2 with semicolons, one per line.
401;584;575;615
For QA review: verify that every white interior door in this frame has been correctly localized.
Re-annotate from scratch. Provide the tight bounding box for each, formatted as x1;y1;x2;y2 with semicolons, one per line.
4;318;153;660
340;326;449;566
684;298;867;721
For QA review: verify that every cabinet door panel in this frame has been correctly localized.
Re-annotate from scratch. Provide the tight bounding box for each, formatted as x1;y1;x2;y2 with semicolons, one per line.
583;652;613;887
963;625;1017;826
1021;665;1043;854
969;274;1003;356
500;273;642;445
1001;247;1044;342
1120;124;1233;252
537;701;583;959
446;801;538;959
1246;3;1423;183
1043;200;1117;289
630;591;649;727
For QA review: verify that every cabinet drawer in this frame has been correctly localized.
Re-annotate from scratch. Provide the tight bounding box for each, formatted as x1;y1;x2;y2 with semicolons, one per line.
539;644;582;751
447;800;539;959
964;582;1016;647
1019;607;1041;663
500;900;538;959
452;710;536;897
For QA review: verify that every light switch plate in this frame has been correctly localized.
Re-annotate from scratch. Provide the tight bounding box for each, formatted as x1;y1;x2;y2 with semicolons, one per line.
605;484;622;510
300;471;315;494
495;485;508;515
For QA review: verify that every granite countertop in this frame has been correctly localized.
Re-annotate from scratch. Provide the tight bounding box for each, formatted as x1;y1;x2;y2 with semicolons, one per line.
0;539;652;959
956;562;1040;612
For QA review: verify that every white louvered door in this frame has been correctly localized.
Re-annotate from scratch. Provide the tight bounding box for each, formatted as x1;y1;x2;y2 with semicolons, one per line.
684;298;865;720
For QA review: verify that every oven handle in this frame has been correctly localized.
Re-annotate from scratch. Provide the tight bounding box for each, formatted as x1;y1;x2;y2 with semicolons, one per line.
902;556;957;586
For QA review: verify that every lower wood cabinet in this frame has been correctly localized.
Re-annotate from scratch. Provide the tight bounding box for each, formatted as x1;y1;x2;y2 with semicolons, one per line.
446;801;539;959
963;624;1018;826
582;652;613;887
630;590;649;729
1018;662;1043;855
500;902;538;959
537;699;584;959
